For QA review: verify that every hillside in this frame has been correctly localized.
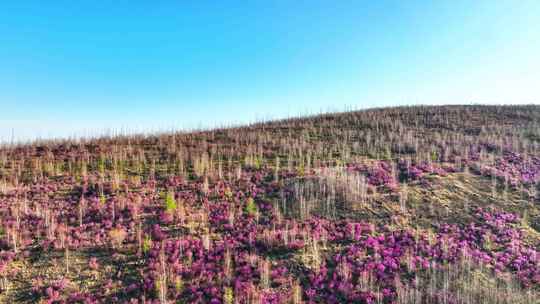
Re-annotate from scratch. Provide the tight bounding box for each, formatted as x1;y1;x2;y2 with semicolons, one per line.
1;105;540;303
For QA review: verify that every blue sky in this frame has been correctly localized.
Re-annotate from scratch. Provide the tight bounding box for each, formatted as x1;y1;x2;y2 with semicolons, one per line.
1;1;539;141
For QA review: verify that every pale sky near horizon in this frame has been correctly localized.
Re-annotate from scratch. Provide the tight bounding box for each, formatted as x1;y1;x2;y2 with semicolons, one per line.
1;1;539;142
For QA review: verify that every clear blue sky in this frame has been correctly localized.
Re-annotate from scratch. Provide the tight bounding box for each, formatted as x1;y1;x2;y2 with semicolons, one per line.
1;1;539;141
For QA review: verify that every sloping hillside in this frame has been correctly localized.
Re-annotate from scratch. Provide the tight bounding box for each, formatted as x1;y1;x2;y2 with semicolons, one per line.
1;105;539;303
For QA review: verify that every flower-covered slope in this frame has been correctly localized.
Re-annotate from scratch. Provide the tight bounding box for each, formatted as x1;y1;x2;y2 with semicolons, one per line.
0;105;540;303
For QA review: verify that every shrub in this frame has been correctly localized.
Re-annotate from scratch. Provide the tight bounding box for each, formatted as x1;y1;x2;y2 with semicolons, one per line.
165;191;177;214
245;197;258;216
